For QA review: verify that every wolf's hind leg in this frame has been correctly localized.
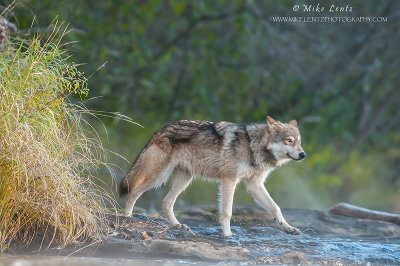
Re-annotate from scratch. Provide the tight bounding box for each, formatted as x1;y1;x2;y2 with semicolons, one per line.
123;160;175;217
219;178;239;237
123;189;144;217
162;168;192;228
246;179;299;235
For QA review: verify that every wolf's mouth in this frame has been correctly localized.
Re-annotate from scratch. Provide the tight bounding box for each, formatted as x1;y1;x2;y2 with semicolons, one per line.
287;153;303;161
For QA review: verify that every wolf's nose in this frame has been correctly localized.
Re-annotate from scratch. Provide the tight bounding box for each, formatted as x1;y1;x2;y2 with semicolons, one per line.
299;152;307;159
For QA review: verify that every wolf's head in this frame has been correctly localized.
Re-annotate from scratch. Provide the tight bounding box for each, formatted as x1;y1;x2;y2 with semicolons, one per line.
266;116;306;163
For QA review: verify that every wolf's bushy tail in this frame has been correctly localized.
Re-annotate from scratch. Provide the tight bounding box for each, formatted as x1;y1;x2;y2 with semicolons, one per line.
119;144;150;197
119;175;130;196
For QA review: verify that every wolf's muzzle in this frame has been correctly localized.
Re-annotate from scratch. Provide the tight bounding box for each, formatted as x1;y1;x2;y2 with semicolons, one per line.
287;152;307;161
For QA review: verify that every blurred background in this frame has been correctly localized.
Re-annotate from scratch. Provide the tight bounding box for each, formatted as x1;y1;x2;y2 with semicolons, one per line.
5;0;400;213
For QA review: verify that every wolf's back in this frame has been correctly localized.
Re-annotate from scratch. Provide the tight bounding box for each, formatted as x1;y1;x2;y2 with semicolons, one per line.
119;120;228;196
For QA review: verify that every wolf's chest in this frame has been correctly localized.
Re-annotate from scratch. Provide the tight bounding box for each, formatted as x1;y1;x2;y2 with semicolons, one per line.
236;161;273;180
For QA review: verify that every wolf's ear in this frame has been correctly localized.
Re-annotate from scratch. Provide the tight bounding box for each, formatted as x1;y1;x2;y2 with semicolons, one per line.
266;116;277;125
288;119;298;127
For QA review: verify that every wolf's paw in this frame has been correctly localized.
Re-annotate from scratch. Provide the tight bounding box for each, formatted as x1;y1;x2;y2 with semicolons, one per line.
172;223;190;231
172;224;196;235
223;232;235;237
284;225;300;235
122;212;132;217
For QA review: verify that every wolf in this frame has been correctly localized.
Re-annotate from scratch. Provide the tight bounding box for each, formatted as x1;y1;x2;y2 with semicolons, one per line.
120;116;306;236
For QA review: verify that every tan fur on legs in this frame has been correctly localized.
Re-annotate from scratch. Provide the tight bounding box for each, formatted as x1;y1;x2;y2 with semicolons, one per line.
246;177;299;235
219;178;239;236
123;188;144;216
123;148;175;217
162;168;193;226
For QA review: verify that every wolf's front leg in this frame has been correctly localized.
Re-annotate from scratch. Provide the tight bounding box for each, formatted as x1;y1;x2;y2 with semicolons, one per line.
246;179;299;235
219;178;239;236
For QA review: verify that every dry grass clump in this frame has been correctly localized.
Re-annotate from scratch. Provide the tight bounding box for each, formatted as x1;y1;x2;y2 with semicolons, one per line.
0;29;109;251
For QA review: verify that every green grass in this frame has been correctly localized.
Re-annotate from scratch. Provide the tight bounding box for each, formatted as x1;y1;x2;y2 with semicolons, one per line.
0;26;110;251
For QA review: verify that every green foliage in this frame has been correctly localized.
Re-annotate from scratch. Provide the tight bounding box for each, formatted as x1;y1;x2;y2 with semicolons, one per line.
10;0;400;212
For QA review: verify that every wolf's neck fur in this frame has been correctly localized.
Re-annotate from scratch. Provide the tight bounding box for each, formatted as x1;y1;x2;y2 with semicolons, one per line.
265;147;279;166
245;123;279;169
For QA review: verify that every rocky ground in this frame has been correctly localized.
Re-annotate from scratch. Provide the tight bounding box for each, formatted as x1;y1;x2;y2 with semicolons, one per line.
40;205;400;265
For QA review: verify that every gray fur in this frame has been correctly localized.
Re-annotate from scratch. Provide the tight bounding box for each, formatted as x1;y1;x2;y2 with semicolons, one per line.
120;116;306;236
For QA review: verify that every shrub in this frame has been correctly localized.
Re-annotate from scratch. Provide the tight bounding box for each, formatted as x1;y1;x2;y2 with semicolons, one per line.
0;27;108;251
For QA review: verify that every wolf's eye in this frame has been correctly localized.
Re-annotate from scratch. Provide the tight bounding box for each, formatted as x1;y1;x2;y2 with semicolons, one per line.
286;138;292;143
